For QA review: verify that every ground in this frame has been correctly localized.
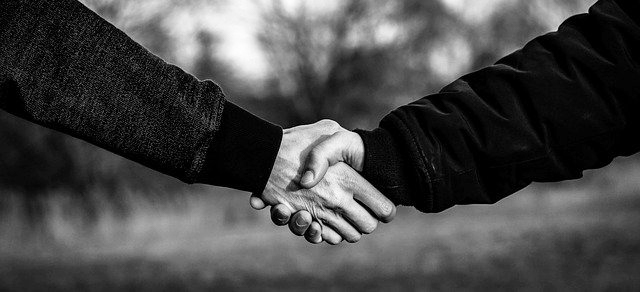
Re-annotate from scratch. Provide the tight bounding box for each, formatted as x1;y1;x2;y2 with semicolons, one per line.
1;164;640;291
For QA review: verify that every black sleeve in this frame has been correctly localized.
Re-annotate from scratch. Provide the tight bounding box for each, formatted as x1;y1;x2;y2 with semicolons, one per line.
0;0;282;193
355;0;640;212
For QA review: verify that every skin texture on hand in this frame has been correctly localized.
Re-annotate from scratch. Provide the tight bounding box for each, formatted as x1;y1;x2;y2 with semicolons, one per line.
300;131;366;188
251;120;395;244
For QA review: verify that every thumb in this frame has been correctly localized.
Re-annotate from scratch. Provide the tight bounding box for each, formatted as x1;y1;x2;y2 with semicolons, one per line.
300;133;349;188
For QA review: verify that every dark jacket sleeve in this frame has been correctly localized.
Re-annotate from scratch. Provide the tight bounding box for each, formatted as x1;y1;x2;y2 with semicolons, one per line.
355;0;640;212
0;0;282;193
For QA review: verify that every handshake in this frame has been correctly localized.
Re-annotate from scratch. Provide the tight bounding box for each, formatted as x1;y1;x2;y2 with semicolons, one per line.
250;120;396;245
4;0;631;249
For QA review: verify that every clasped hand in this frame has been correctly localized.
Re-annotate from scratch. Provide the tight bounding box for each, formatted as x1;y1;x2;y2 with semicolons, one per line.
250;120;396;245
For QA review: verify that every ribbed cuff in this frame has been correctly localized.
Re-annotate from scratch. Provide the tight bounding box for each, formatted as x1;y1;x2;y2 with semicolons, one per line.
196;101;283;193
354;128;417;207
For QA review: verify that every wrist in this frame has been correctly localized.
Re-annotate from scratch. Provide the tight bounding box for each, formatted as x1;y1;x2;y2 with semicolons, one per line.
196;101;283;193
353;128;419;207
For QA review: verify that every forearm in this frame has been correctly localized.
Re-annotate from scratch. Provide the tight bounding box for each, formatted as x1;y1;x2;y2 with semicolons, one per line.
357;0;640;212
0;0;282;192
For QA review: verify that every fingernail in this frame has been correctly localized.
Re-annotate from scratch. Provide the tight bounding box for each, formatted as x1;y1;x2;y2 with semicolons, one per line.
301;171;314;185
295;216;308;227
275;213;288;223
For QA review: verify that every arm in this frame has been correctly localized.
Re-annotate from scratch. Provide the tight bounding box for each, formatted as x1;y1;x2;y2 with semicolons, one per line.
0;0;281;193
355;0;640;212
0;0;395;243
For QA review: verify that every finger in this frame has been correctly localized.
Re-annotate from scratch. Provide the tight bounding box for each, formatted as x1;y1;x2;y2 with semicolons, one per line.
289;211;312;236
300;134;345;188
304;221;322;244
320;211;362;243
347;171;397;223
340;199;378;234
250;193;267;210
321;225;343;245
270;204;292;226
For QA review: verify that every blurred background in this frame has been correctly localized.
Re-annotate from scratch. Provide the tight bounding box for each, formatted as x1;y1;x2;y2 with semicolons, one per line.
2;0;640;290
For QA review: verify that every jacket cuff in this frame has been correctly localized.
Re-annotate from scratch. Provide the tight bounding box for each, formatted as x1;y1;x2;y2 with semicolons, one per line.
354;128;418;207
196;100;283;193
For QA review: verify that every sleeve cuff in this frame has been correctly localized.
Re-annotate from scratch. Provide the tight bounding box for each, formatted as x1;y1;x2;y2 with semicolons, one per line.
195;100;283;193
354;128;419;207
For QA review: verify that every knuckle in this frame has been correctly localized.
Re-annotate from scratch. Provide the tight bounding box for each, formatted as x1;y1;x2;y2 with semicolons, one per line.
326;201;343;213
319;196;339;209
301;211;314;221
318;119;338;127
335;193;351;207
319;217;330;226
318;119;342;132
331;197;345;209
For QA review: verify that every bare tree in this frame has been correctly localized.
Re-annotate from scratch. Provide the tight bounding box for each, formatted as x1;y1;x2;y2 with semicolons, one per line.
254;0;592;128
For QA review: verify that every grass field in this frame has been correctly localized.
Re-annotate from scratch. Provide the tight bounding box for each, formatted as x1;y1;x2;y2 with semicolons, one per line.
1;161;640;291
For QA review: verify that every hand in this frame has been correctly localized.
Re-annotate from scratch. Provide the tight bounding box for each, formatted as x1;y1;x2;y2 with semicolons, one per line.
250;120;395;244
299;129;366;188
264;128;379;244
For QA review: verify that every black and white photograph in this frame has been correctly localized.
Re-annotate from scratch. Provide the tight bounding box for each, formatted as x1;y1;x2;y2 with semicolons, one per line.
1;0;639;290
